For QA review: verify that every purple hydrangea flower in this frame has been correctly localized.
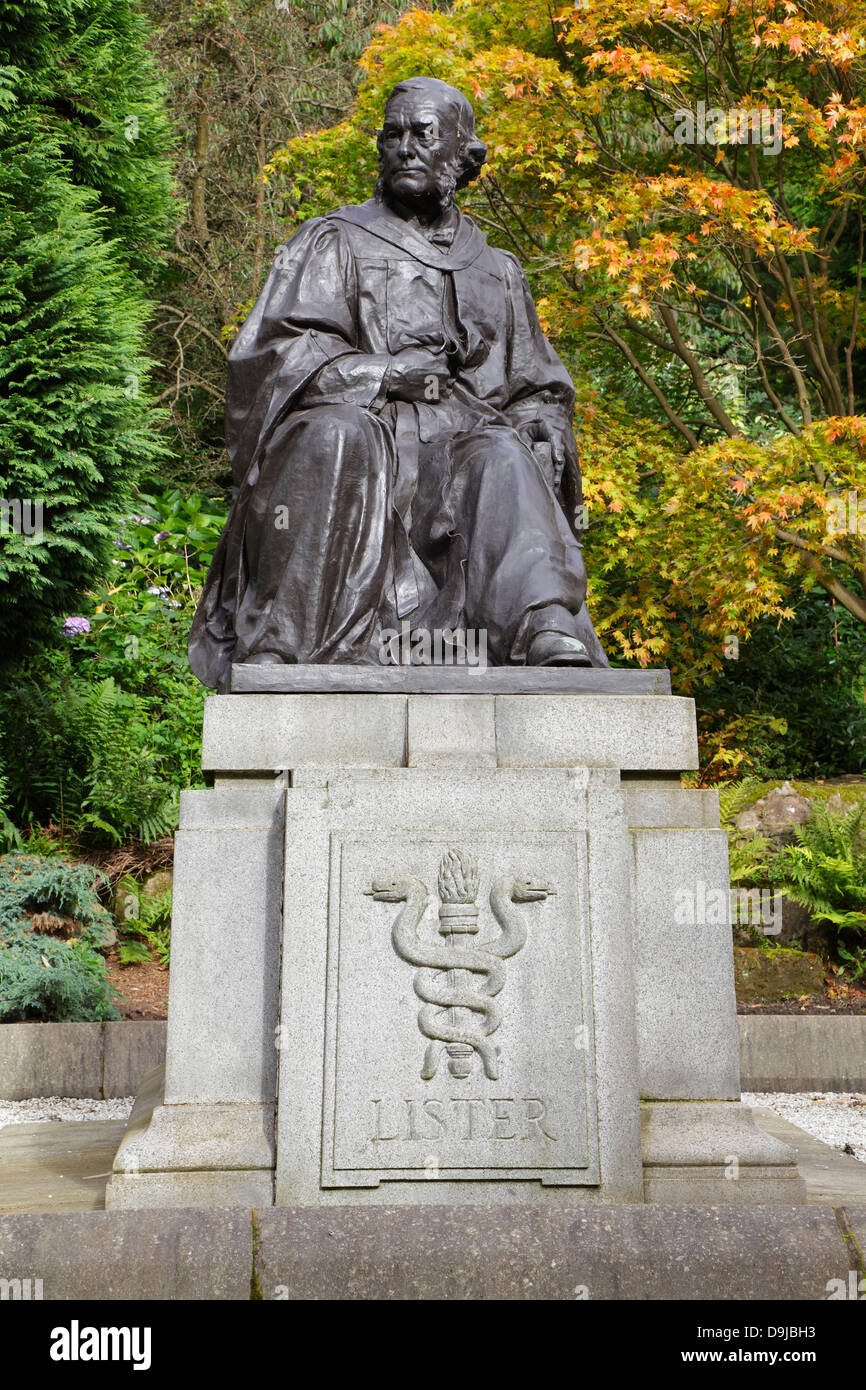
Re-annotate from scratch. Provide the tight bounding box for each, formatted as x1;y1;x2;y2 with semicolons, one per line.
154;530;171;544
62;616;91;636
131;515;156;526
113;540;133;551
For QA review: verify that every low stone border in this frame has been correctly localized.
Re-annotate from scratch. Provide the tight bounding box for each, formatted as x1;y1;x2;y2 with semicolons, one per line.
0;1204;861;1300
738;1016;866;1092
0;1017;863;1100
0;1023;166;1101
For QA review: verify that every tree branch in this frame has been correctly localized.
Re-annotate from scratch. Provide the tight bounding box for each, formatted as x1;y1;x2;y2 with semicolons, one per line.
598;319;701;448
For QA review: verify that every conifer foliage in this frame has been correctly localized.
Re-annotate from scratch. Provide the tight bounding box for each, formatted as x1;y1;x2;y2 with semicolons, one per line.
0;0;176;646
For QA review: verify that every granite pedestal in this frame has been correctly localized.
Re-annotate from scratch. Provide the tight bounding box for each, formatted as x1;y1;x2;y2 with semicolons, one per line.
106;669;803;1209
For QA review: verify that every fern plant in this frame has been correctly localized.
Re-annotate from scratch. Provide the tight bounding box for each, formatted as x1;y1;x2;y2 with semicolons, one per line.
718;777;764;827
71;679;178;845
0;658;177;845
727;833;775;888
718;778;777;915
116;876;171;967
774;803;866;978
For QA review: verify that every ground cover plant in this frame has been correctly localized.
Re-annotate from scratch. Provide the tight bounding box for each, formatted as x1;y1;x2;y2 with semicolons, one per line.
0;853;119;1021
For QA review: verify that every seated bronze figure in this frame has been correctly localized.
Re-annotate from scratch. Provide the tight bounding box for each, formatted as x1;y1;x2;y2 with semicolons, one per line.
189;76;607;686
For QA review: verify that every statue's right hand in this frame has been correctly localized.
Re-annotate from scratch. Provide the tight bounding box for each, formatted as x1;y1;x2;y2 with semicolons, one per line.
386;347;452;403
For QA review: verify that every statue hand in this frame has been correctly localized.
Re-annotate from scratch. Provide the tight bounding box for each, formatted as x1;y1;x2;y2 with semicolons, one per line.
519;417;574;489
386;347;452;403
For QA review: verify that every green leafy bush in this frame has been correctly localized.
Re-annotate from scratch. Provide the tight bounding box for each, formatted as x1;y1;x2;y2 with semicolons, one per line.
0;855;115;942
0;486;226;845
0;853;119;1021
73;488;226;791
773;803;866;980
0;936;119;1023
0;770;20;853
697;596;866;780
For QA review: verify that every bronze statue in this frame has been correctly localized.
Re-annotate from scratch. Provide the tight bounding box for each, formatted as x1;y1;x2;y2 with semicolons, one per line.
189;76;607;686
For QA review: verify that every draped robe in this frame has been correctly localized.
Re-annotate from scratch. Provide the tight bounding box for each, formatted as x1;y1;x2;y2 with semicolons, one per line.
188;198;607;687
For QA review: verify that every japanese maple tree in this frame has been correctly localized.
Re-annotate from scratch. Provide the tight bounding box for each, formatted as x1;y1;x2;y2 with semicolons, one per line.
267;0;866;681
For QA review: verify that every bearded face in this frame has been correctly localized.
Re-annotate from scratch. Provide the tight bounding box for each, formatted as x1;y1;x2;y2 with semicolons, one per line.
376;92;464;212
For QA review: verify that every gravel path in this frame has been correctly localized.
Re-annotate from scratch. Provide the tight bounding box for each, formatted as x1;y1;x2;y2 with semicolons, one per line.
743;1091;866;1163
0;1097;134;1129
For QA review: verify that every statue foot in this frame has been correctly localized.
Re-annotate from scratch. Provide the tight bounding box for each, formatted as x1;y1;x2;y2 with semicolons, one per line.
527;632;593;667
244;651;292;666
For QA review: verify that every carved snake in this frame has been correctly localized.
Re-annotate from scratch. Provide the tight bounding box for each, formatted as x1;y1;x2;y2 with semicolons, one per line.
367;873;552;1080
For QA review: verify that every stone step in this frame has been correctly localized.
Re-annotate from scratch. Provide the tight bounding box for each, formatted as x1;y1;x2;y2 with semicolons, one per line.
0;1201;859;1300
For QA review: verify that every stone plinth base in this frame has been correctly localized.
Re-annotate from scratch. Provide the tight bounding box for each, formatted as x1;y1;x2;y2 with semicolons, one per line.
105;1067;274;1210
107;676;802;1209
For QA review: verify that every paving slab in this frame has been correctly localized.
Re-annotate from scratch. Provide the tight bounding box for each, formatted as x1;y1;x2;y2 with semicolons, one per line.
0;1121;127;1214
750;1107;866;1206
0;1116;856;1301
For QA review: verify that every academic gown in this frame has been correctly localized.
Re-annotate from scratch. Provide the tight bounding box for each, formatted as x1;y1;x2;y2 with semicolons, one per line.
188;198;607;687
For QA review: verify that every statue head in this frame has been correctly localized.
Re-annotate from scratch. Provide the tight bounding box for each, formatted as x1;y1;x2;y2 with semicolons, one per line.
376;76;487;212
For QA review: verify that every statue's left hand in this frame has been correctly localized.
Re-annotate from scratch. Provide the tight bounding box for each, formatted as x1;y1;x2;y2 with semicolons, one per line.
518;418;573;488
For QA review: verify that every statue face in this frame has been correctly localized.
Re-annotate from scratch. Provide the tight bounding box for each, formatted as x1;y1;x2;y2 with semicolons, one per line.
379;92;462;205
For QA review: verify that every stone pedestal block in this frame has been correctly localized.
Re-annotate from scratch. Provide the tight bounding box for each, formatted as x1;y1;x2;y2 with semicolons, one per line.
276;766;641;1205
106;786;283;1209
107;674;802;1209
641;1102;807;1203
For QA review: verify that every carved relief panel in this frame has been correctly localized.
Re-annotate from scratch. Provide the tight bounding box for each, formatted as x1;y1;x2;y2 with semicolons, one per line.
321;833;598;1187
